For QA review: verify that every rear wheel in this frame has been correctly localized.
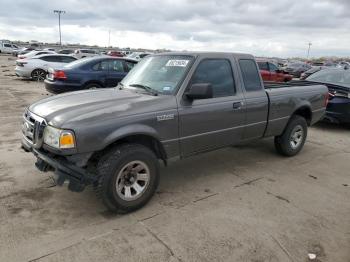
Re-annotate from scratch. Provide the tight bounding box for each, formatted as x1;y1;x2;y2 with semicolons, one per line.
95;144;160;213
274;115;308;156
31;69;47;81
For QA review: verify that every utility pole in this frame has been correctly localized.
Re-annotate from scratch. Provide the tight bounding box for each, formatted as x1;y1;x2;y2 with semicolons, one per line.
307;42;312;60
108;29;111;47
54;10;66;46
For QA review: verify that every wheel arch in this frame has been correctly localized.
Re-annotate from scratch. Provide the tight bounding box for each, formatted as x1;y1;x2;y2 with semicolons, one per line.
31;68;48;79
291;105;312;125
83;80;105;88
89;125;167;166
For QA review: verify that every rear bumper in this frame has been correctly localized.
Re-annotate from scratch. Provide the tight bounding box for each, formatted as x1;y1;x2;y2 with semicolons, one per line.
15;67;31;78
324;111;350;124
32;148;96;192
44;80;83;93
324;97;350;124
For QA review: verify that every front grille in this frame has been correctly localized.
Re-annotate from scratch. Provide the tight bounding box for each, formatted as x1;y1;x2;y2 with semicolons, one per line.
22;110;46;148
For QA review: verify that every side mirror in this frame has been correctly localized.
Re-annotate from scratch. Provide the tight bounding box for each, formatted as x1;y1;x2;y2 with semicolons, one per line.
275;69;282;73
185;83;213;100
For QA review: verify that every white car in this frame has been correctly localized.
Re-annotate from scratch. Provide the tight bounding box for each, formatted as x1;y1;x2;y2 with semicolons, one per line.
0;43;19;54
15;54;77;81
72;49;98;59
17;50;56;60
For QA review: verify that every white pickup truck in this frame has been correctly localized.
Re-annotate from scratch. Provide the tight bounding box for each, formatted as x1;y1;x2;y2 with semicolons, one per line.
0;42;19;54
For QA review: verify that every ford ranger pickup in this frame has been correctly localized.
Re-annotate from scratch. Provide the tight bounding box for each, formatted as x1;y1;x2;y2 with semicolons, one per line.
21;52;329;213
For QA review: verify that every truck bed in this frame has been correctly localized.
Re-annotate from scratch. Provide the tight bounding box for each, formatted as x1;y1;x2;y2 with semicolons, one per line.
263;81;328;137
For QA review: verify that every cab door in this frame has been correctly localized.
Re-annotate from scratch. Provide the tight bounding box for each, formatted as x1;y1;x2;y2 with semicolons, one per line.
238;59;269;140
178;57;246;157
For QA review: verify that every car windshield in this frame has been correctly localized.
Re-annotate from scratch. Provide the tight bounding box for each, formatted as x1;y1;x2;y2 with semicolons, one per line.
307;69;350;88
121;55;193;95
128;53;140;58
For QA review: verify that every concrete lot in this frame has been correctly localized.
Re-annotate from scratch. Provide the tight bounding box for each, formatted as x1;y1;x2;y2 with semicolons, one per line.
0;54;349;262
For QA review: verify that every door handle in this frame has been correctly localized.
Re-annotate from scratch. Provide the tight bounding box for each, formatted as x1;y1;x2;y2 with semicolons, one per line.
232;101;242;109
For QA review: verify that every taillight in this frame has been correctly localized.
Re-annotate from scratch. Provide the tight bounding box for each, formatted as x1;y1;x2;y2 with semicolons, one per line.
19;56;26;59
324;92;331;106
53;70;67;80
16;62;27;67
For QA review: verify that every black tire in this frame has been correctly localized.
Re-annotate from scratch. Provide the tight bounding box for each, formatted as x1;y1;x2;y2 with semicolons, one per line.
85;83;102;89
274;115;308;157
95;144;160;213
31;69;47;81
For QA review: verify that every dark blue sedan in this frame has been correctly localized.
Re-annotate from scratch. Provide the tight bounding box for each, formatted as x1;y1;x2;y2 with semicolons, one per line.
44;56;138;93
306;68;350;124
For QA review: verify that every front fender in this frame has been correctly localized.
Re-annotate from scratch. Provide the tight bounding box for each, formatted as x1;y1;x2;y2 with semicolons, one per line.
102;124;161;148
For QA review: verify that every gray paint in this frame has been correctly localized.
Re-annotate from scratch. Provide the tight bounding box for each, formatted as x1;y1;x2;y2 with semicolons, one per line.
26;52;328;163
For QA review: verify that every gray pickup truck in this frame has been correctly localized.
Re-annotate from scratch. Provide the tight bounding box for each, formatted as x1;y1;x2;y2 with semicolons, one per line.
22;52;328;212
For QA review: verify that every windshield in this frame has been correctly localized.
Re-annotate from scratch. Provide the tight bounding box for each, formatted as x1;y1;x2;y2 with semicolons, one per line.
121;55;194;95
128;53;140;58
307;69;350;88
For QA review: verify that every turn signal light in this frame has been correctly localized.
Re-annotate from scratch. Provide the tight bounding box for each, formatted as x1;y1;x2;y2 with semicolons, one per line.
59;132;75;149
324;92;330;106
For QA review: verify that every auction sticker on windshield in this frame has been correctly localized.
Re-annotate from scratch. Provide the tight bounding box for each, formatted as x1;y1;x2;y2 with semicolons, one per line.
166;60;189;67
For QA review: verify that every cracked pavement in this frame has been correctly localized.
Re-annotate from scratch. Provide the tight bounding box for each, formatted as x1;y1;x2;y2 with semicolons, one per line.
0;54;349;262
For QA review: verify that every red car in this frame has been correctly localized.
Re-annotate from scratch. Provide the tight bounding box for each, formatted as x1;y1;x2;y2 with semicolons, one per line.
107;51;124;57
257;60;293;82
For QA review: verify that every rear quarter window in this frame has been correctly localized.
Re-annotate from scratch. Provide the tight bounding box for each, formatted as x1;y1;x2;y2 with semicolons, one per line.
239;59;262;91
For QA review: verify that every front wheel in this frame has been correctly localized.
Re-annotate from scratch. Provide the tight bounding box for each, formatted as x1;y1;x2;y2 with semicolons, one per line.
95;144;160;213
274;115;308;156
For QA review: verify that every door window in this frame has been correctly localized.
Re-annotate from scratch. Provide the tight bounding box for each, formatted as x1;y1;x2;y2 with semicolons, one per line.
109;60;125;72
239;59;262;91
40;56;61;62
268;63;278;72
257;62;268;71
59;56;77;63
92;60;109;71
191;59;235;97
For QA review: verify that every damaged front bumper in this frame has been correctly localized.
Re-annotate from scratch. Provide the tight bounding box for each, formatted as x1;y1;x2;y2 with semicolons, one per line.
33;148;96;192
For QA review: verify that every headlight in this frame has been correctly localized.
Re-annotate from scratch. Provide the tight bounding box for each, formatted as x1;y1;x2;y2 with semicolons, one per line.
43;126;75;149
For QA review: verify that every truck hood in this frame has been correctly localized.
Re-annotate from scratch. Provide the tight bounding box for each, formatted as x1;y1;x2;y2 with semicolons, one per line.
29;88;176;128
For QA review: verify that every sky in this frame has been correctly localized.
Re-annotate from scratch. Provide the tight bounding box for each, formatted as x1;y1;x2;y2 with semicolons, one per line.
0;0;349;58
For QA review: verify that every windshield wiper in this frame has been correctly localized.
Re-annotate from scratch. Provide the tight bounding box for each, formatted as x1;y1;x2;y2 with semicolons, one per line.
129;83;158;96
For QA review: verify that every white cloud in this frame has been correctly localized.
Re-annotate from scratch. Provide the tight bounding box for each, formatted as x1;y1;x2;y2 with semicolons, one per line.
0;0;349;57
